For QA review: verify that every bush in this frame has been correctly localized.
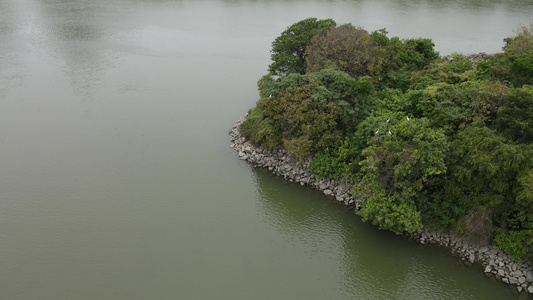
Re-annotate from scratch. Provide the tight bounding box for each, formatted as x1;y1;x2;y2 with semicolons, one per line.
503;23;533;57
305;24;386;79
357;177;423;234
494;85;533;143
510;53;533;87
257;74;345;158
475;54;512;83
239;107;279;149
398;38;439;70
494;228;533;261
309;149;346;178
354;116;448;233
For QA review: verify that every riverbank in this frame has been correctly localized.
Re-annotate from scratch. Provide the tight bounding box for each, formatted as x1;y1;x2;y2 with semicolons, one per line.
230;114;533;296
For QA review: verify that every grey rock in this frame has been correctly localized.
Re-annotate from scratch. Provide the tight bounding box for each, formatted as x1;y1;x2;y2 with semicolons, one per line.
527;270;533;283
519;276;526;284
513;270;524;278
502;277;509;284
479;246;490;253
528;285;533;294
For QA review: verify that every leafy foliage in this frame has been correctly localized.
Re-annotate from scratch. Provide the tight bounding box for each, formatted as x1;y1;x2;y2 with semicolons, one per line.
494;85;533;143
242;19;533;260
371;29;439;71
356;173;423;234
355;116;448;233
494;228;533;260
254;70;353;157
503;23;533;57
309;148;347;178
239;107;279;149
305;24;386;79
510;54;533;87
268;18;336;76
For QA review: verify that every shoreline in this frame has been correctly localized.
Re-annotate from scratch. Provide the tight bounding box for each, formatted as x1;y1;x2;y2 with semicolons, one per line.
230;113;533;296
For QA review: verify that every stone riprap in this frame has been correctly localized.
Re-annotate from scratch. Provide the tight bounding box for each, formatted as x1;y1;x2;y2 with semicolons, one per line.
230;114;533;295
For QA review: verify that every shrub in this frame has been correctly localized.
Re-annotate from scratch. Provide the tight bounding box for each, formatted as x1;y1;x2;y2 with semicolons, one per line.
494;228;533;261
494;85;533;143
510;53;533;87
398;38;439;70
305;24;386;79
239;107;279;149
354;116;448;233
503;23;533;57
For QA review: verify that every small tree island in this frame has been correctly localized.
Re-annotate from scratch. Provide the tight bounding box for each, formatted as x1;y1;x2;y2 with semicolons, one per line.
239;18;533;262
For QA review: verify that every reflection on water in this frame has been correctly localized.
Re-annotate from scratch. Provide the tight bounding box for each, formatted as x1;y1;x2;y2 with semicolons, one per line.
253;168;518;299
28;1;119;96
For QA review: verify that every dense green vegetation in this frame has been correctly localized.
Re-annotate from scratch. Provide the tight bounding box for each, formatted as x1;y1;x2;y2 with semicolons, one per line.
241;19;533;261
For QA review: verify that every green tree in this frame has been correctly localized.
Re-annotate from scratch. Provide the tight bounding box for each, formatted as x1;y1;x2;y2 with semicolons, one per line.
305;24;386;79
268;18;336;76
397;38;439;70
444;125;532;241
239;106;280;149
503;23;533;57
355;115;448;233
510;54;533;87
494;85;533;143
253;72;346;157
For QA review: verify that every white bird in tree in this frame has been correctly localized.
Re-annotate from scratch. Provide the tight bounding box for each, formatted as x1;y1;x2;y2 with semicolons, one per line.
388;130;392;135
386;118;390;123
376;129;379;134
406;116;410;121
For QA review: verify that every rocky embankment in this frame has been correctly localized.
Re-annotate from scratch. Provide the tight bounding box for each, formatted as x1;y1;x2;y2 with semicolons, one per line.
230;114;533;295
230;116;359;209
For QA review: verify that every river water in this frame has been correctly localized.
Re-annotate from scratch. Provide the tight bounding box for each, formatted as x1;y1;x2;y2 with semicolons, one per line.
1;1;532;299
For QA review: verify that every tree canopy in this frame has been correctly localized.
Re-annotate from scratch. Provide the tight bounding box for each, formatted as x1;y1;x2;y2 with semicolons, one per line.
268;18;336;76
305;24;386;79
243;19;533;261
